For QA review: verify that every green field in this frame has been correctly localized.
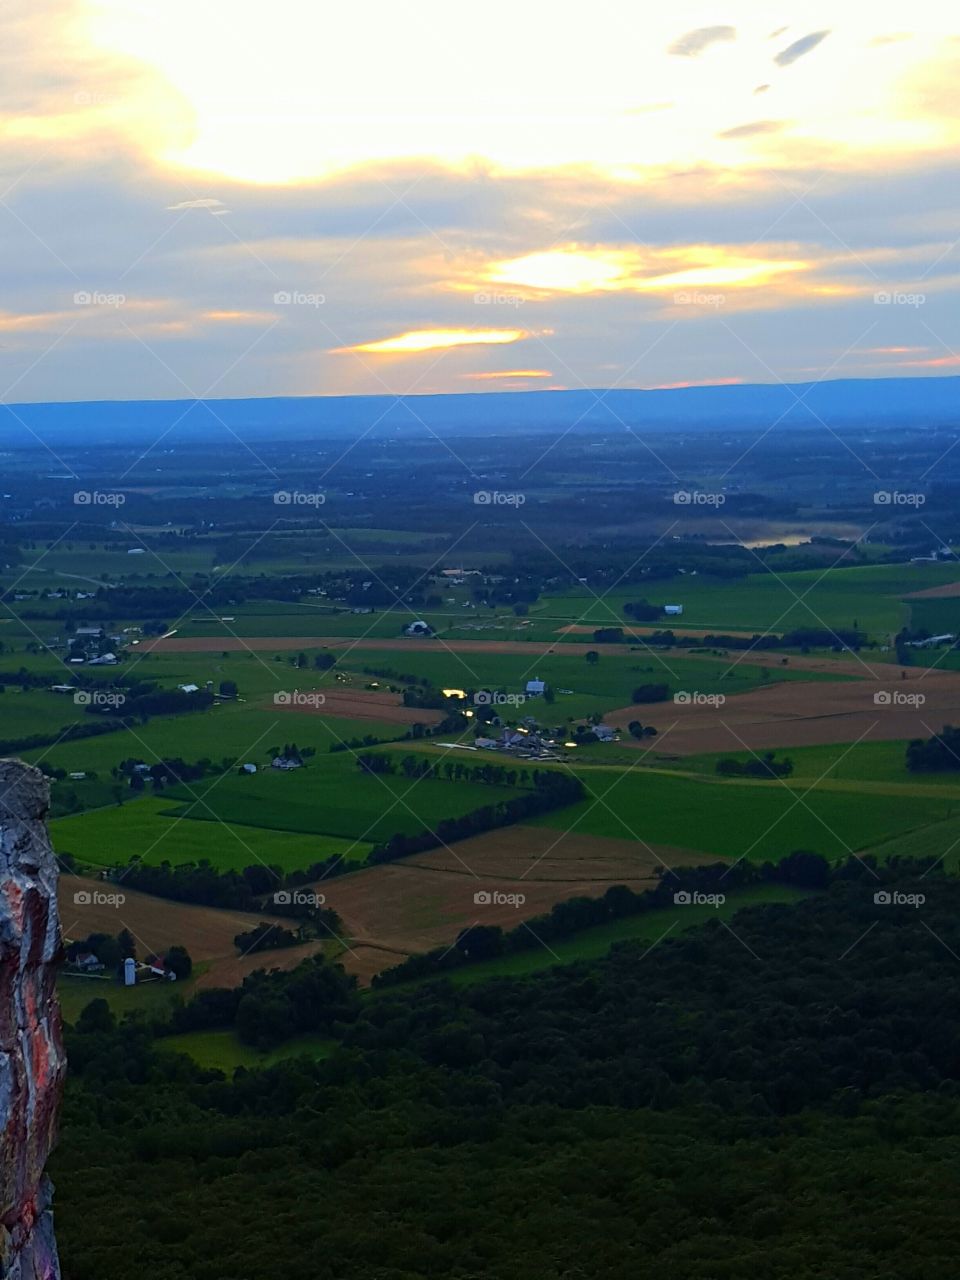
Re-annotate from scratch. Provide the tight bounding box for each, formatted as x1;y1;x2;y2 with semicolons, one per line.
533;562;960;640
50;796;373;870
426;884;813;987
24;703;406;785
338;646;840;722
532;767;956;862
158;1028;337;1072
57;970;191;1024
663;740;960;790
161;754;524;844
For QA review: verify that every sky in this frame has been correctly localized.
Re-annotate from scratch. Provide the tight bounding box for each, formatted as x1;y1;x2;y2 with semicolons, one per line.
0;0;958;402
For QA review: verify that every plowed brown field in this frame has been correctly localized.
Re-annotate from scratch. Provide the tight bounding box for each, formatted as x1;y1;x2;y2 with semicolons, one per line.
271;687;443;725
58;875;324;990
608;669;960;755
317;826;716;982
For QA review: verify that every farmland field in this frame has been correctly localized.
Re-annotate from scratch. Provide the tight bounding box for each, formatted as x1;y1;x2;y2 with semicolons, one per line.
530;767;955;862
427;884;814;987
50;797;373;871
161;756;525;844
534;562;960;638
157;1029;337;1072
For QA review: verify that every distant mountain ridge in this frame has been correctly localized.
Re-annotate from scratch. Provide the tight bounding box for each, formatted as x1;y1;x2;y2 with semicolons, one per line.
4;375;959;445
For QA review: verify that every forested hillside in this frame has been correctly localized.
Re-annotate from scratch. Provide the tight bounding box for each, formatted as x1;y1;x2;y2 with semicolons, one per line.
54;878;960;1280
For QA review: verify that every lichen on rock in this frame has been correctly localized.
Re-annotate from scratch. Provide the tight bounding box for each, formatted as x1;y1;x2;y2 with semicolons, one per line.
0;761;65;1280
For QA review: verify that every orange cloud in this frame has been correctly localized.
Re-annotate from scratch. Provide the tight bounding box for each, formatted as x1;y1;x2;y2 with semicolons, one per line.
460;369;553;380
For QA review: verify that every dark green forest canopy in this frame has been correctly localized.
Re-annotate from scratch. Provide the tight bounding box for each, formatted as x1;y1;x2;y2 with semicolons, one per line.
54;879;960;1280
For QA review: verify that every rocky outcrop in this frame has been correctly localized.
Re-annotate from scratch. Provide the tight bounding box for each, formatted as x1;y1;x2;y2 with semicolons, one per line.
0;761;65;1280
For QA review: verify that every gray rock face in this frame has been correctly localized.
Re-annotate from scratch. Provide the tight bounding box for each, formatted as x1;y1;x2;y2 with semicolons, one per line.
0;761;65;1280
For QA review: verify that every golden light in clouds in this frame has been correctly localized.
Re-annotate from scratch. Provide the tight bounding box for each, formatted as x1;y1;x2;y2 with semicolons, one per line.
333;329;533;356
485;247;809;295
487;252;633;294
83;0;959;185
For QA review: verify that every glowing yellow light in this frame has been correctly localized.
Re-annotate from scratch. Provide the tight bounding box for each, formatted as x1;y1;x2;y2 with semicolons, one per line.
333;329;531;355
488;251;632;293
484;246;809;296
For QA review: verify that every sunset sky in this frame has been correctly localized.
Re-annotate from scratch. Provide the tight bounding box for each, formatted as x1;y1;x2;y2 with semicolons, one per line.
1;0;958;401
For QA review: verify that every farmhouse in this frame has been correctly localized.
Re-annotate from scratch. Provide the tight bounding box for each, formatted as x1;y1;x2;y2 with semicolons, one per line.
593;725;616;742
272;756;302;771
178;683;200;693
663;604;684;616
88;652;118;666
525;678;546;696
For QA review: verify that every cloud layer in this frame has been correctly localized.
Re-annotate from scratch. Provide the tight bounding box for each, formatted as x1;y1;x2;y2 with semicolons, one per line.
0;2;955;402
